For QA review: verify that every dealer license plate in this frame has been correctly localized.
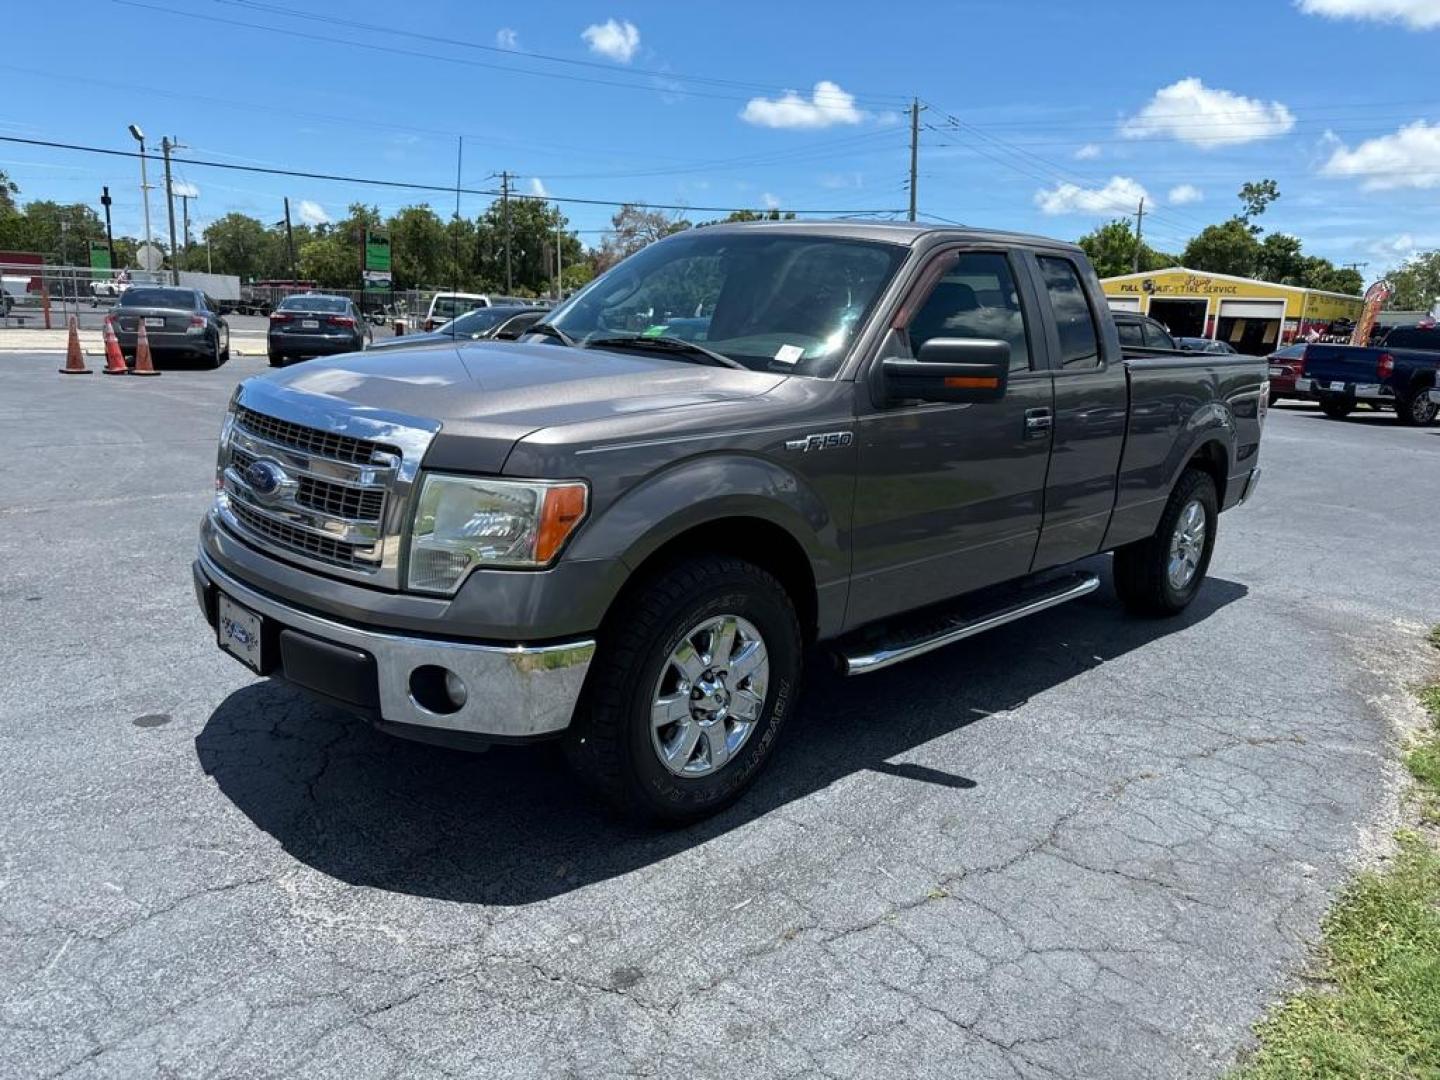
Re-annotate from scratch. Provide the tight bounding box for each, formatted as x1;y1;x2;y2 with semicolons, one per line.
302;319;319;329
217;593;263;673
144;316;165;328
1329;381;1348;392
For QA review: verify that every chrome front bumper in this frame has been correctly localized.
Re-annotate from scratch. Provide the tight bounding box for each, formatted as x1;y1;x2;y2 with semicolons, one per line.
194;550;594;741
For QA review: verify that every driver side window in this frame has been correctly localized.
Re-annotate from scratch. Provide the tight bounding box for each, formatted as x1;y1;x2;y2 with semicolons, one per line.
904;252;1032;372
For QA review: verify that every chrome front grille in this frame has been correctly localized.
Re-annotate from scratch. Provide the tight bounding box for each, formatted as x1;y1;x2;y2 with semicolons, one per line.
234;405;398;465
231;446;385;522
213;384;439;587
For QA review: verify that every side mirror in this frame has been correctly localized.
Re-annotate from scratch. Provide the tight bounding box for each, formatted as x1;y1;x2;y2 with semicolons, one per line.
882;338;1010;405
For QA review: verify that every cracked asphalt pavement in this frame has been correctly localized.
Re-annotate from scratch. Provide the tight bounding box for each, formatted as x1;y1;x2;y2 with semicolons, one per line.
2;352;1438;1078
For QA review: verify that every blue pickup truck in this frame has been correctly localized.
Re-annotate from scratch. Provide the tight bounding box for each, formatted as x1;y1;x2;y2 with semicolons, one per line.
1296;324;1440;425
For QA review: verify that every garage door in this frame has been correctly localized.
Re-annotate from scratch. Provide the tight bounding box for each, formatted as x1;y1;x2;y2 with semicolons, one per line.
1107;297;1141;312
1218;300;1285;320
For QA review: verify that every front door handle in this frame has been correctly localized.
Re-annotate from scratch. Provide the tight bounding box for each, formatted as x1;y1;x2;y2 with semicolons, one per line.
1024;408;1053;438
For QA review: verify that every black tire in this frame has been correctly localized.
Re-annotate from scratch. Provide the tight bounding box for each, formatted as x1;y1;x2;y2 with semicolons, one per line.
564;555;803;823
218;327;230;366
1319;394;1355;420
1113;469;1219;617
1394;385;1438;427
1267;391;1279;409
268;352;285;368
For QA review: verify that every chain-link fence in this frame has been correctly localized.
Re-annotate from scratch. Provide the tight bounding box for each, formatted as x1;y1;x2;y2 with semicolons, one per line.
1;262;170;331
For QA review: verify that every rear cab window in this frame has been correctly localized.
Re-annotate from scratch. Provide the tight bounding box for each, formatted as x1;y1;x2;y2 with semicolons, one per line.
1037;256;1101;369
1384;326;1440;351
1116;320;1143;347
1142;322;1174;350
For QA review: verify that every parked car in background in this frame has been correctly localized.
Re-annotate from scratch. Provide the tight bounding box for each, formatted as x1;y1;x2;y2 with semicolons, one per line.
367;305;546;353
1297;324;1440;425
267;294;372;367
1177;336;1240;355
107;287;229;368
1113;312;1177;350
196;222;1265;822
1265;343;1309;406
422;292;529;331
89;280;126;305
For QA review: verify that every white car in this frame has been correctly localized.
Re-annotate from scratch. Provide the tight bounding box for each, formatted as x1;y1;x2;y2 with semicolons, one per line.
423;291;529;331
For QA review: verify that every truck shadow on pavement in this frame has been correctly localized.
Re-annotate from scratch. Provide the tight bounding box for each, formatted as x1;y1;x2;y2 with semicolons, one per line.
195;564;1247;905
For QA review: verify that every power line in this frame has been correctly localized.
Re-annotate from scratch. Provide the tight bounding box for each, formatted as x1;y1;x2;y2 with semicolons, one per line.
216;0;911;107
0;135;907;217
113;0;907;110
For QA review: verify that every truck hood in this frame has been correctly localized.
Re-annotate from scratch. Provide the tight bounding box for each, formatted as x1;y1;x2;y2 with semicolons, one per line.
259;340;786;473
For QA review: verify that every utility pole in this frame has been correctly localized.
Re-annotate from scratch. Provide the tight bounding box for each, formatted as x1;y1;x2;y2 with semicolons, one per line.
161;136;182;284
501;170;512;293
1132;198;1147;274
282;197;298;284
179;192;194;257
206;237;213;274
907;98;920;223
100;186;116;271
555;218;563;301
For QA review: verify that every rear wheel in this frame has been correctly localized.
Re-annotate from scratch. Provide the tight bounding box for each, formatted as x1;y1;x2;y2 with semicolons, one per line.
564;555;802;823
1113;469;1218;617
1319;394;1355;420
268;352;285;368
1394;385;1438;427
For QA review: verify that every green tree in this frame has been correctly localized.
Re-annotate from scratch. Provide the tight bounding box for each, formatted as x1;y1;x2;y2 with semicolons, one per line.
473;197;583;295
1256;233;1306;284
1182;218;1262;277
1387;250;1440;311
200;213;273;280
596;204;691;271
1238;179;1280;231
0;170;17;213
388;204;448;289
1298;257;1363;296
0;201;104;262
1077;219;1172;278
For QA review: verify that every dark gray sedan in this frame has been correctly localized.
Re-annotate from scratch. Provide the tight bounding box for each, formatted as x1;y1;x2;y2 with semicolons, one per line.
108;287;230;369
267;295;372;367
366;306;546;353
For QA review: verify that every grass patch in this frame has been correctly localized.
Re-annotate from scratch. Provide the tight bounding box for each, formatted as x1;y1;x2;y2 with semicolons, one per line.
1233;629;1440;1080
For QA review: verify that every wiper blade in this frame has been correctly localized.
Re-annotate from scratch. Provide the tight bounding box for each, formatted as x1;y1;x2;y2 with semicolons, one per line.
527;321;576;346
587;334;747;370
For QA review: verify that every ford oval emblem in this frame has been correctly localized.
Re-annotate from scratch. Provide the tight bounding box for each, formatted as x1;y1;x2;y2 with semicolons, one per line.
245;458;286;498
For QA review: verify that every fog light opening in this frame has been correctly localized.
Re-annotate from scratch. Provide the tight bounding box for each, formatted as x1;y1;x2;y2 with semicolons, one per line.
409;665;467;715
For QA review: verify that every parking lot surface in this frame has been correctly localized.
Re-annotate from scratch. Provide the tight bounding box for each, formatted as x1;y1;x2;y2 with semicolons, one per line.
2;351;1437;1079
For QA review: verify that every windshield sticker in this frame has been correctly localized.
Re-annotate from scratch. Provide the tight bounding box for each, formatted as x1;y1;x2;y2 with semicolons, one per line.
774;344;804;365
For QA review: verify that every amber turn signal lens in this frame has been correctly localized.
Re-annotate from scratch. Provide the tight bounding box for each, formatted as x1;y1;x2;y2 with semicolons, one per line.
535;483;589;563
942;376;999;389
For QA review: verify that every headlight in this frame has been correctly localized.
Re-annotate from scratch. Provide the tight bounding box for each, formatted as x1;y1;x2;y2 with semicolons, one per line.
406;474;588;594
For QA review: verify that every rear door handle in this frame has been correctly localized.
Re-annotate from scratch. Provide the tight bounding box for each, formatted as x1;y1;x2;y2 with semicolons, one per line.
1024;408;1053;437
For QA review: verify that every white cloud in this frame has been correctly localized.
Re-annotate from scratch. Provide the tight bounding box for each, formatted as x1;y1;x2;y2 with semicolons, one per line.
1168;183;1204;205
1297;0;1440;29
740;80;863;130
582;18;640;63
296;199;330;225
528;177;550;198
170;180;199;198
496;27;519;50
819;171;864;189
1368;231;1440;263
1034;176;1151;216
1074;143;1102;161
1119;78;1295;148
1321;120;1440;189
761;192;780;209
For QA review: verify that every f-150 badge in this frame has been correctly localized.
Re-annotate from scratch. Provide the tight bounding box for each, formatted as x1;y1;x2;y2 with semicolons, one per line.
785;431;854;453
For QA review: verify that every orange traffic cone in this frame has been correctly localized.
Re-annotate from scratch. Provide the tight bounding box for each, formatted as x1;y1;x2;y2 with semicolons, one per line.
101;319;128;375
59;315;91;374
131;321;161;376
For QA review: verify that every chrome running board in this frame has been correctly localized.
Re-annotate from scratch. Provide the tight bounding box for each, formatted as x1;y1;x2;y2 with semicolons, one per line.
837;572;1101;676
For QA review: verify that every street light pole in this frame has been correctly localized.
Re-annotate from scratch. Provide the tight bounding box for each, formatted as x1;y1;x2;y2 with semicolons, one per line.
128;125;153;270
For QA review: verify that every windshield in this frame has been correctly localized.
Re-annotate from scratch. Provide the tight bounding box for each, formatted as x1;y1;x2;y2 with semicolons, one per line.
279;296;348;313
120;288;195;309
545;230;906;377
438;307;517;336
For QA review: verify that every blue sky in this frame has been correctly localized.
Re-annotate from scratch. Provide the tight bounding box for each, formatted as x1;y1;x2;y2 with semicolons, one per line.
5;0;1440;275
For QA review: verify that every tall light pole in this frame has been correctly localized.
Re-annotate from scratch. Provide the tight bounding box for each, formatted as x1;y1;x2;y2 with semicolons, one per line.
127;125;153;272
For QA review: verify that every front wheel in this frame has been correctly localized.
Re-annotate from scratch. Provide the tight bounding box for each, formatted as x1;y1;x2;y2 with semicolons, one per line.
564;555;802;823
1394;386;1438;427
1113;469;1218;617
1319;394;1355;420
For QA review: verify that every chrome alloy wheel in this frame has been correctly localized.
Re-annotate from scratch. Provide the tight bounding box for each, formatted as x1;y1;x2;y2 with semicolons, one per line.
1167;499;1207;592
650;615;769;778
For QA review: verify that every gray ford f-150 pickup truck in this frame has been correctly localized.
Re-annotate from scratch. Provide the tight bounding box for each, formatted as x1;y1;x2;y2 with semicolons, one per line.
195;222;1265;821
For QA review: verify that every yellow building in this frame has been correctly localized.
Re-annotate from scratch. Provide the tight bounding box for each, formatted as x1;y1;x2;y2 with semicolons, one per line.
1101;267;1363;353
